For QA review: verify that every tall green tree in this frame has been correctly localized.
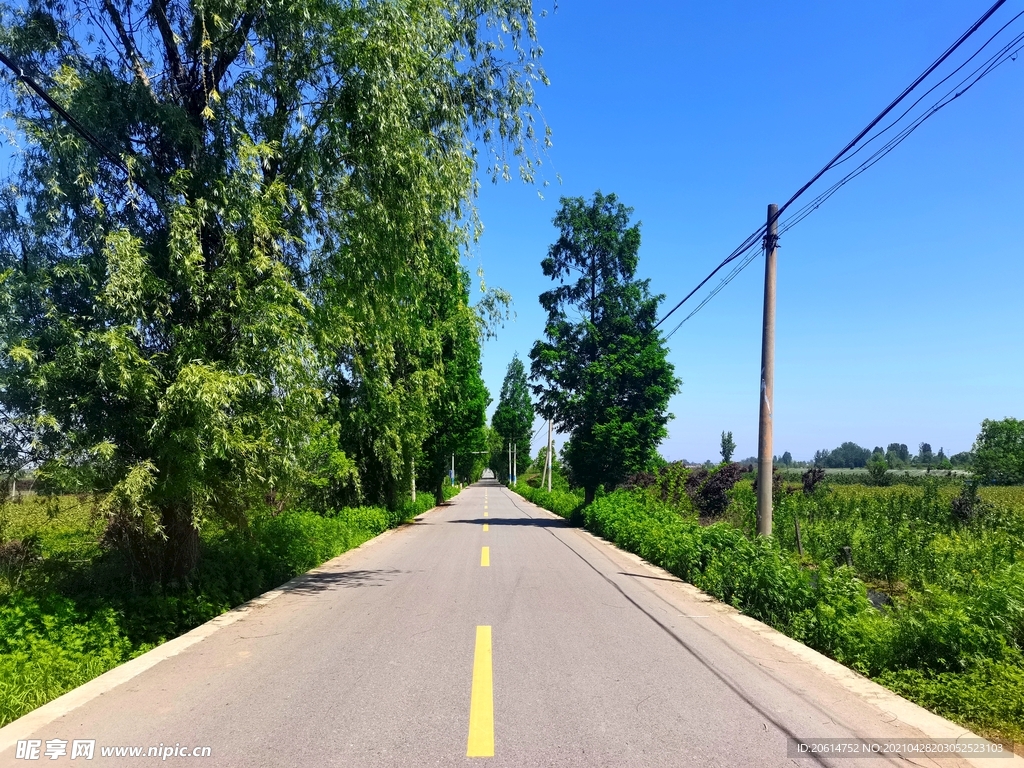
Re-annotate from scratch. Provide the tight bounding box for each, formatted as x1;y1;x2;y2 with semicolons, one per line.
918;442;934;466
418;265;490;505
886;442;910;467
529;191;679;504
0;0;547;578
815;442;870;469
720;431;736;463
972;418;1024;485
491;354;533;482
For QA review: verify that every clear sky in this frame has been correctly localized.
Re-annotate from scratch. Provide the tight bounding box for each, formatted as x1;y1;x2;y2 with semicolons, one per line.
469;0;1023;464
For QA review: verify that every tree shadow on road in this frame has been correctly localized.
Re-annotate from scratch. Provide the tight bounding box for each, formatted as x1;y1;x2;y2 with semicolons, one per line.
280;568;410;595
449;518;569;528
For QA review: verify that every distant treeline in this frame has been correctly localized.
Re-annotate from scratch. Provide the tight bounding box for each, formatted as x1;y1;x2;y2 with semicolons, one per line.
714;418;1022;487
809;442;969;470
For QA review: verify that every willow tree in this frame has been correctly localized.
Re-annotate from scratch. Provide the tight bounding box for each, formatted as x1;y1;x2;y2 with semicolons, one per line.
0;0;548;579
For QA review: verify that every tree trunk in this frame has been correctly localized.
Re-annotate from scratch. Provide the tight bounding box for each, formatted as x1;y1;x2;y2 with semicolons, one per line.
162;506;200;582
584;485;595;506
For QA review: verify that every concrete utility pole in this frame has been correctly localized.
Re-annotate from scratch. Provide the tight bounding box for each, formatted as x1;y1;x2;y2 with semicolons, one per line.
411;458;416;503
757;203;778;538
540;441;548;489
546;420;553;492
451;453;455;485
512;443;517;485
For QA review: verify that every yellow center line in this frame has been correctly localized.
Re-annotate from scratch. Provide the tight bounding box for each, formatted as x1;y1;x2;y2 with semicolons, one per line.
484;511;488;517
467;626;494;757
480;546;490;567
483;523;489;532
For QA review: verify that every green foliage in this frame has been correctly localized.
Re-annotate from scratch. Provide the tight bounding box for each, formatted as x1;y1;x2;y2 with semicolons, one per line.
529;191;680;502
866;452;890;486
918;443;935;466
973;418;1024;486
528;445;569;492
0;0;546;577
886;443;911;467
491;354;534;482
0;489;441;727
814;442;871;469
418;265;490;505
515;481;584;522
720;431;736;463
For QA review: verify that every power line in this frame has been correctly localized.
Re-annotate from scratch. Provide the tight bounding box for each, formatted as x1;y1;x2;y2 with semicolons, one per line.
830;8;1024;172
655;0;1014;332
774;0;1009;221
664;20;1024;337
778;26;1024;235
0;49;155;199
664;243;764;341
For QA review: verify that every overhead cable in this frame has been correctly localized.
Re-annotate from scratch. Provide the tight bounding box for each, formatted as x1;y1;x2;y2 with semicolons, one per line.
655;0;1012;332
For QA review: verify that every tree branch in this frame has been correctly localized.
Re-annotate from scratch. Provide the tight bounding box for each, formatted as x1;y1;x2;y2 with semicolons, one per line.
103;0;158;102
149;0;186;95
211;12;257;91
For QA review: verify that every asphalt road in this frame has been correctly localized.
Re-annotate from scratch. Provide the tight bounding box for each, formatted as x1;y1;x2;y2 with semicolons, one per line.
0;481;999;767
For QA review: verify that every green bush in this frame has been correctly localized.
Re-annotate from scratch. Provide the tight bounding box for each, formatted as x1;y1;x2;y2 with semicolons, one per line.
514;482;584;521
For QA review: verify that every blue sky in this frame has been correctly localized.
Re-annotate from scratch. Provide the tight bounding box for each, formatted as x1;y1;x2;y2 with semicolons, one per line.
469;0;1024;464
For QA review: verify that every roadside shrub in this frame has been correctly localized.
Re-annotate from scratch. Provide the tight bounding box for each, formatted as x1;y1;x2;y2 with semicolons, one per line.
692;463;745;518
878;658;1024;745
802;467;826;494
515;482;584;521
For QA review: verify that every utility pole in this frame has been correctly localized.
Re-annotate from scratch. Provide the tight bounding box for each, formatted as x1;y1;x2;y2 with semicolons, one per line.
757;203;778;537
411;458;416;502
512;442;517;485
546;419;553;492
507;442;511;485
451;453;455;485
540;441;548;489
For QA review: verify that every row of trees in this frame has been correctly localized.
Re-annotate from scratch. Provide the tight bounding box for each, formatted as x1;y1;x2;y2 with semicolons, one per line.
793;420;1022;485
0;0;548;579
720;424;1022;484
812;442;968;470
